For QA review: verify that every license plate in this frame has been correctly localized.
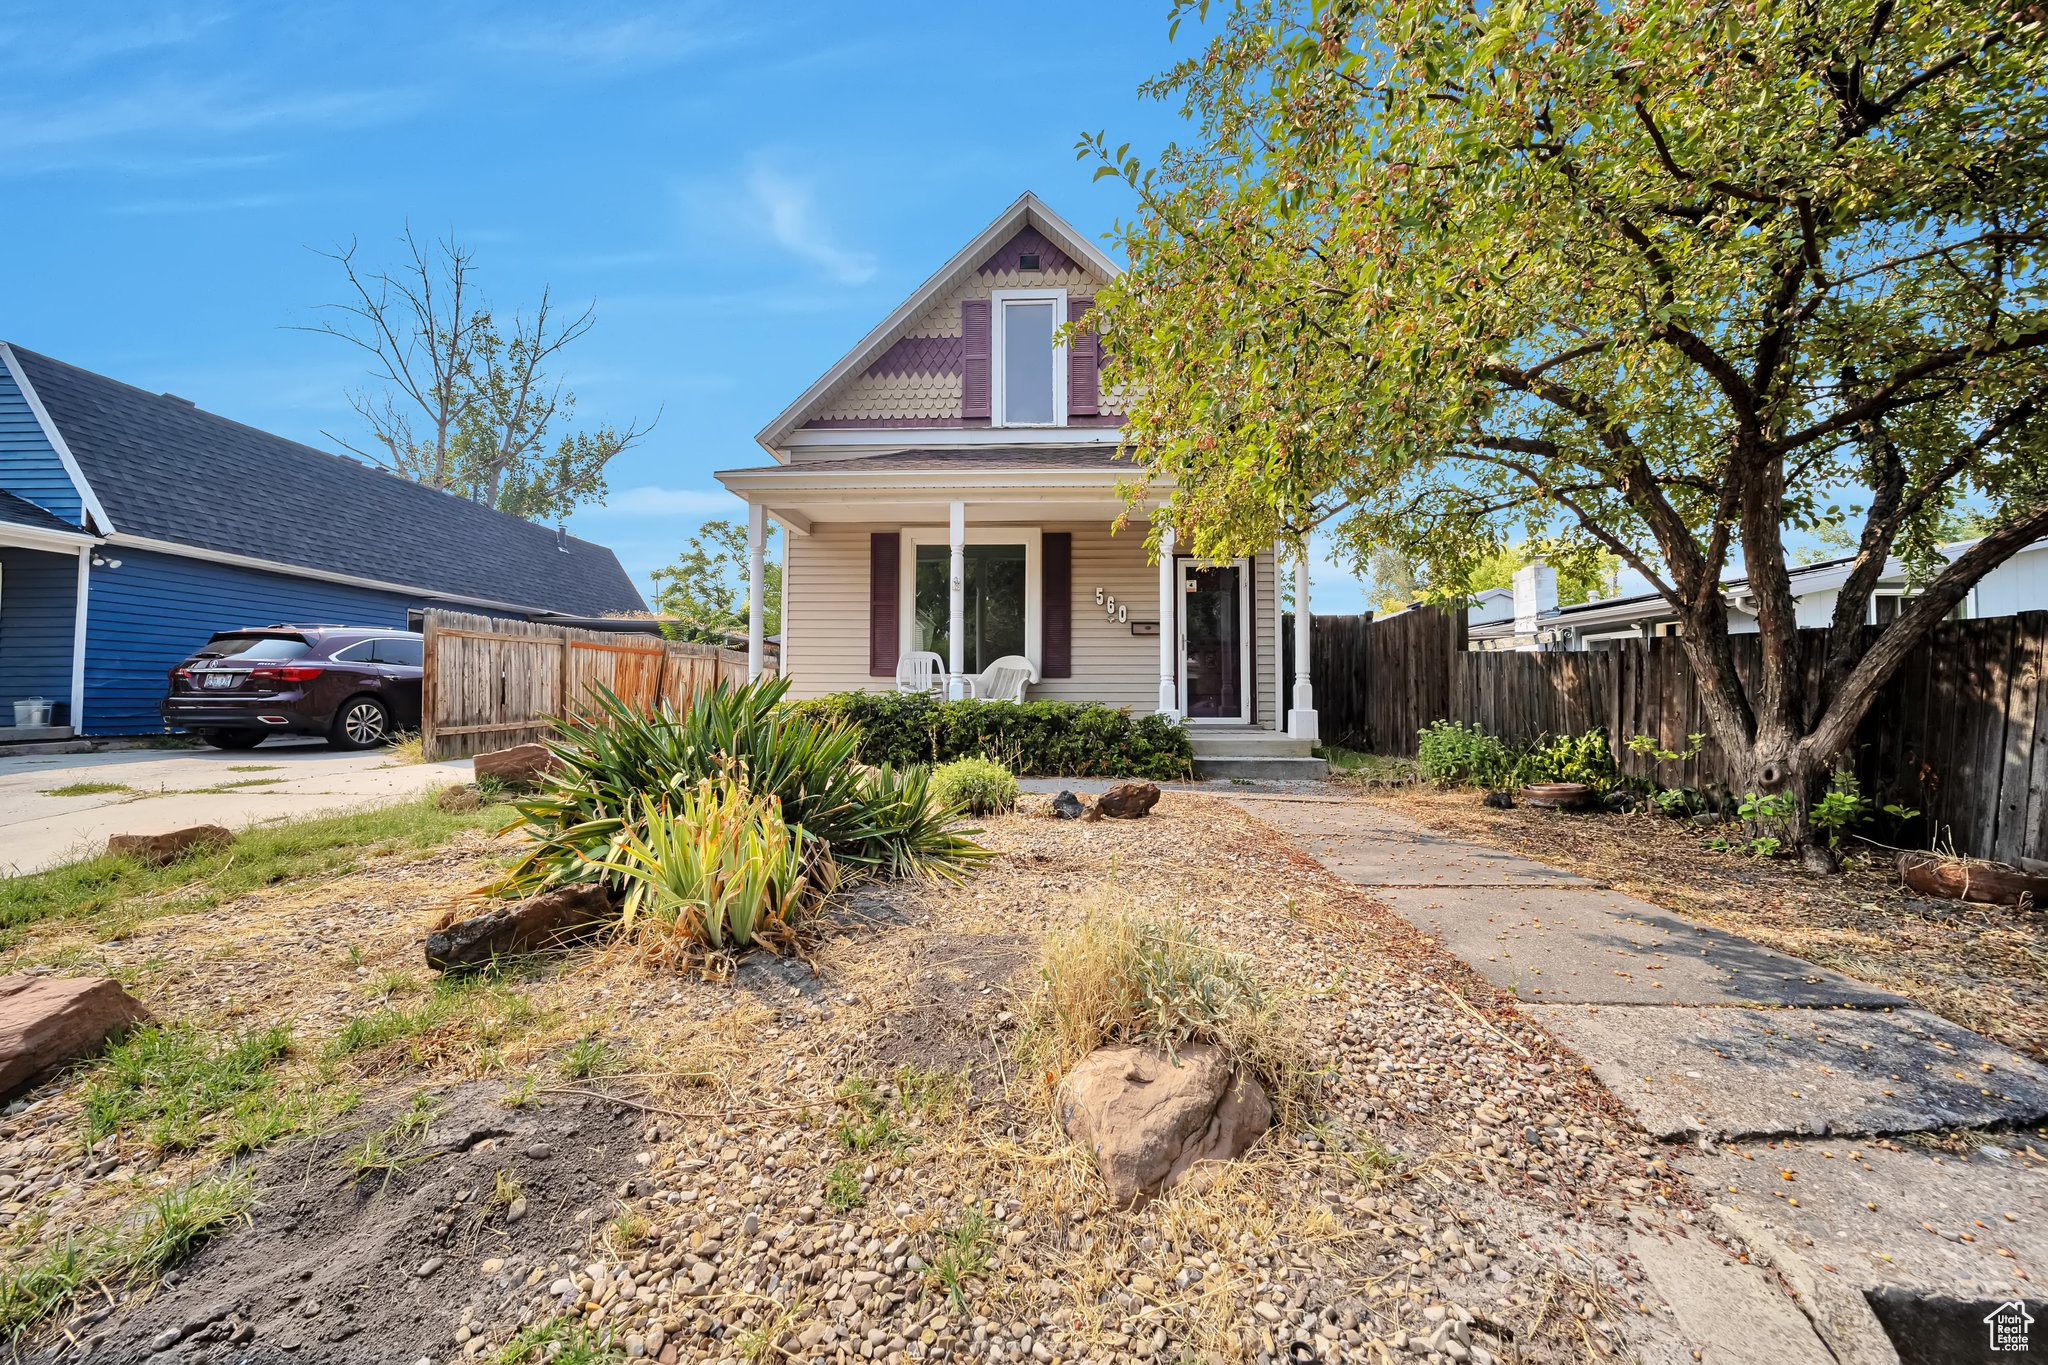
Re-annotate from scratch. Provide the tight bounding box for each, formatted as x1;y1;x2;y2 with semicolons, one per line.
202;672;241;690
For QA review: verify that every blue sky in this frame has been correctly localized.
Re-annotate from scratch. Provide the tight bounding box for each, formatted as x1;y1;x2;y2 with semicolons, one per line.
0;0;1371;615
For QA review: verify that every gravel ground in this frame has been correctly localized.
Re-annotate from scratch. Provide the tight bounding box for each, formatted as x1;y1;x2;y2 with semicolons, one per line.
0;794;1727;1364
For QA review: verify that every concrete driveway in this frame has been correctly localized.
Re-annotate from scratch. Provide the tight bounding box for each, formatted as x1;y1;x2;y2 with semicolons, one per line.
0;741;472;876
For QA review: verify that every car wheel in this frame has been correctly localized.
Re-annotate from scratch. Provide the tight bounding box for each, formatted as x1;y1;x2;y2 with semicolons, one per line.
328;696;392;750
196;729;266;751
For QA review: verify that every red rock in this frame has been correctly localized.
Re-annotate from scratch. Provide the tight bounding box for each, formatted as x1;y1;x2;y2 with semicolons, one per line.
105;825;232;865
425;885;615;971
0;976;151;1099
1092;780;1162;820
472;744;560;790
1058;1042;1272;1206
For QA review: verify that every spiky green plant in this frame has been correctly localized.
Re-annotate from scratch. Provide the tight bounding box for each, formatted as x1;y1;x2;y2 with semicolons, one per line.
595;781;833;953
485;677;985;904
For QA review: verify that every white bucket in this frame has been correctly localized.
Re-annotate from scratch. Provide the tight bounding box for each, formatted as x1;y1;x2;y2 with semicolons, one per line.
12;699;53;728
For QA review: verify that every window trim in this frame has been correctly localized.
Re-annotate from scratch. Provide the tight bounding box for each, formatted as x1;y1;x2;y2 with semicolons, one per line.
899;526;1043;672
989;289;1068;429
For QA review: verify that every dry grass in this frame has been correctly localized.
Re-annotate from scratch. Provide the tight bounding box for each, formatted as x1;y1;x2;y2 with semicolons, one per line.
1367;784;2048;1059
1037;910;1316;1125
0;790;1686;1364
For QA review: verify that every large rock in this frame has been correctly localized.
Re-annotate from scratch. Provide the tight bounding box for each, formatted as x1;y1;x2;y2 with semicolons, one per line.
1049;791;1087;821
425;885;614;971
1092;780;1161;820
1058;1042;1272;1206
0;976;151;1099
472;744;559;790
106;825;232;865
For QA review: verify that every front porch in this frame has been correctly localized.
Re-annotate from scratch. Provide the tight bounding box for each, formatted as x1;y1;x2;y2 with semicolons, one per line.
0;508;94;742
715;448;1324;750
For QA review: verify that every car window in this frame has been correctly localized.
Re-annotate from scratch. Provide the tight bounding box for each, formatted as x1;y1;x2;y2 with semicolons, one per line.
373;637;424;667
330;641;377;663
203;635;310;662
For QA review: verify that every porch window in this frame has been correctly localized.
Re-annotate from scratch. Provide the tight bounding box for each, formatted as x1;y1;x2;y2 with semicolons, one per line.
991;290;1066;427
914;543;1027;674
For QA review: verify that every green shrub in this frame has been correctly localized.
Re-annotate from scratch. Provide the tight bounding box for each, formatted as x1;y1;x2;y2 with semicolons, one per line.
598;780;833;953
1514;729;1622;792
930;757;1018;817
487;678;985;905
789;692;1192;780
1415;721;1513;786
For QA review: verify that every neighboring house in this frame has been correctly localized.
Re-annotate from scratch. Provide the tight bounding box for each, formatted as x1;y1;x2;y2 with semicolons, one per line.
0;344;646;738
713;193;1323;775
1468;542;2047;651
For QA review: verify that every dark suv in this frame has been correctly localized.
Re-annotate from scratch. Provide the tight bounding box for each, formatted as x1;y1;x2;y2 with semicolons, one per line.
162;625;425;750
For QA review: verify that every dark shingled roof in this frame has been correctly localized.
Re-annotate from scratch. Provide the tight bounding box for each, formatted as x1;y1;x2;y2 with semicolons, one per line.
750;446;1132;474
0;488;85;537
8;345;646;616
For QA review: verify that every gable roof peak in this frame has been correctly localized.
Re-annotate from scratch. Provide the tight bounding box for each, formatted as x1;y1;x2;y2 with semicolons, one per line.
755;192;1121;453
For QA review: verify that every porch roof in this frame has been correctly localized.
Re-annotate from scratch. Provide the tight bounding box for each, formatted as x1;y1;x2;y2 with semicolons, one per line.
0;490;94;549
714;446;1162;534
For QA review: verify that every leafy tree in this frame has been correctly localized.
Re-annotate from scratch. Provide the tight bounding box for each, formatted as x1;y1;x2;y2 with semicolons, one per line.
652;518;781;644
307;227;652;522
1087;0;2046;865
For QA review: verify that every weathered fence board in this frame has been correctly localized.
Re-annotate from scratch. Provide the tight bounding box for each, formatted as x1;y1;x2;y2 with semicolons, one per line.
420;611;759;761
1295;606;2048;864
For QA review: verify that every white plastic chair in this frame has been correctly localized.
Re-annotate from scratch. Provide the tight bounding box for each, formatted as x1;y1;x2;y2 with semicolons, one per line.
895;651;946;695
962;655;1039;703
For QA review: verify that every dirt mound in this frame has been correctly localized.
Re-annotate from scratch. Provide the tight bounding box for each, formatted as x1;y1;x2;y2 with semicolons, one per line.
35;1082;642;1365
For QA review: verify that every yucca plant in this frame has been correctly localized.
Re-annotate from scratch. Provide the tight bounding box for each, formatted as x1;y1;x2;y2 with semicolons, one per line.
596;781;832;954
485;676;984;902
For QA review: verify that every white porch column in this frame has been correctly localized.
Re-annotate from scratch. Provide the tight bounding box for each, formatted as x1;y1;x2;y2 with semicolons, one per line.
1288;536;1319;741
1156;521;1178;717
1271;541;1285;732
947;500;968;699
71;546;90;734
745;502;766;681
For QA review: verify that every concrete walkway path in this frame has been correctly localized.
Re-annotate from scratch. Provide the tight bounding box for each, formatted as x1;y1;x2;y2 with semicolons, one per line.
1231;793;2048;1143
0;741;472;876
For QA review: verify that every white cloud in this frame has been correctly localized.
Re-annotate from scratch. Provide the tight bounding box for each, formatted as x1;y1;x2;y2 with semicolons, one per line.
583;486;743;517
113;191;295;215
745;166;877;287
473;13;731;70
0;7;229;72
0;81;421;167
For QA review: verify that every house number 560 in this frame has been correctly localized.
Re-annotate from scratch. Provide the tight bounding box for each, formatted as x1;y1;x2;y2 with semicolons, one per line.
1094;587;1128;624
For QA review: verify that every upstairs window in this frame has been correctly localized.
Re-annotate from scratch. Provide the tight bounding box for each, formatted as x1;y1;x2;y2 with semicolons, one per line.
991;289;1066;427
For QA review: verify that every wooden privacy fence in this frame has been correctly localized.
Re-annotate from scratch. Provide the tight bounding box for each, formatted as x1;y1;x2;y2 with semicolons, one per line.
1299;605;2048;866
420;610;758;761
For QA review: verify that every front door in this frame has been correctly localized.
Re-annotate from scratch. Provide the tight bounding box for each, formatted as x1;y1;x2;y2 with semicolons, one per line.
1178;559;1250;722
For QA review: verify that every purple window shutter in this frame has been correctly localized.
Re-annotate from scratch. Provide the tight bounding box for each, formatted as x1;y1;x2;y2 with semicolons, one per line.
1067;296;1098;416
1042;532;1072;678
961;298;991;421
869;532;900;676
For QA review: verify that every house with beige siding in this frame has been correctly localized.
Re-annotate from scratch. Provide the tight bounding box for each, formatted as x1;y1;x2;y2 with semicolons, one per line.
716;194;1323;777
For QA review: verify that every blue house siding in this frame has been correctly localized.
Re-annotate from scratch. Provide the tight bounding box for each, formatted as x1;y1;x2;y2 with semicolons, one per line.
0;547;77;728
0;363;83;525
83;547;428;736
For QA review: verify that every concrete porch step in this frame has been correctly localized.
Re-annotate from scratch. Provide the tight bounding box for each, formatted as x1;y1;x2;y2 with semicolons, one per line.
1187;729;1316;759
1192;755;1329;780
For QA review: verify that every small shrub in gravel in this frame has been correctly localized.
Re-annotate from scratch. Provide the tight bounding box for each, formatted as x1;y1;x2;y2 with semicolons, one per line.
929;757;1018;817
1038;911;1314;1123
